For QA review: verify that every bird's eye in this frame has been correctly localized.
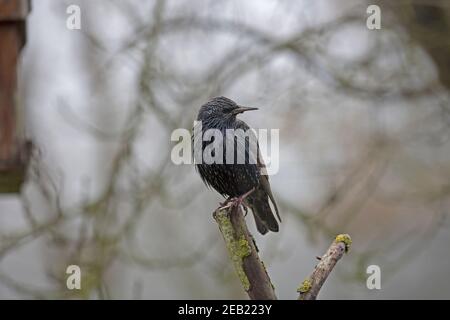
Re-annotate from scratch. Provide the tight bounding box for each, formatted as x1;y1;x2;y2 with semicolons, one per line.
224;107;235;113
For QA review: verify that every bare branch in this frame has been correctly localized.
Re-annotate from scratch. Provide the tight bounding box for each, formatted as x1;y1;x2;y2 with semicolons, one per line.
298;234;352;300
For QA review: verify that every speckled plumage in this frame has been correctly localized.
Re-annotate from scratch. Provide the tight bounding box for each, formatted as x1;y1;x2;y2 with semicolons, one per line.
193;96;281;234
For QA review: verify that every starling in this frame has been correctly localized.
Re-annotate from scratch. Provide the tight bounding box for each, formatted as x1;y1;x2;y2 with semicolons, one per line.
193;96;281;234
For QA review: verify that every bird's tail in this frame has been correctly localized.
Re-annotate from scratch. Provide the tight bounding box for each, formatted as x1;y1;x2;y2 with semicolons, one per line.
247;196;279;235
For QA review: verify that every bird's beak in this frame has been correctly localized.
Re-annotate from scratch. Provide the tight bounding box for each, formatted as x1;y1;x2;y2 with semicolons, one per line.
232;106;259;115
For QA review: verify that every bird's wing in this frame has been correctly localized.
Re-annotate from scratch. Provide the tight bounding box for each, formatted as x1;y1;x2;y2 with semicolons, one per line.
257;146;282;222
235;120;281;222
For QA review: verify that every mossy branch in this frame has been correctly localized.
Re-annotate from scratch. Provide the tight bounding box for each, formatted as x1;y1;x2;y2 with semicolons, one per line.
214;204;351;300
297;234;352;300
213;205;277;300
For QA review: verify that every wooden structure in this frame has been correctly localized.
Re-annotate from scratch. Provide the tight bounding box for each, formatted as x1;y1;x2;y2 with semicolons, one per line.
0;0;31;193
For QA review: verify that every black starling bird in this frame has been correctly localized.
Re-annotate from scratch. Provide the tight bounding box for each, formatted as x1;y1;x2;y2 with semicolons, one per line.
193;96;281;234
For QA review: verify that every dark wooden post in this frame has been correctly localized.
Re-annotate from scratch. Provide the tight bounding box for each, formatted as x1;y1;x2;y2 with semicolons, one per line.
0;0;31;193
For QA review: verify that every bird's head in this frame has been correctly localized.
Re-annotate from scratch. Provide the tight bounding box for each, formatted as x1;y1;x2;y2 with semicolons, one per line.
197;96;258;122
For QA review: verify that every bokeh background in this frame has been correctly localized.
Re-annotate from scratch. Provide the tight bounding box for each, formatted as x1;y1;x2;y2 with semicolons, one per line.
1;0;450;299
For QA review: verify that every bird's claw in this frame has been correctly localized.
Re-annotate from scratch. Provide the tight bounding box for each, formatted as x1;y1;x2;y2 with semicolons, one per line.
219;197;231;207
217;188;255;213
243;205;248;217
218;197;240;211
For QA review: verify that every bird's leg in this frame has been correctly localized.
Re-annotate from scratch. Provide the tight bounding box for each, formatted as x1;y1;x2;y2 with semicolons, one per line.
219;187;255;211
